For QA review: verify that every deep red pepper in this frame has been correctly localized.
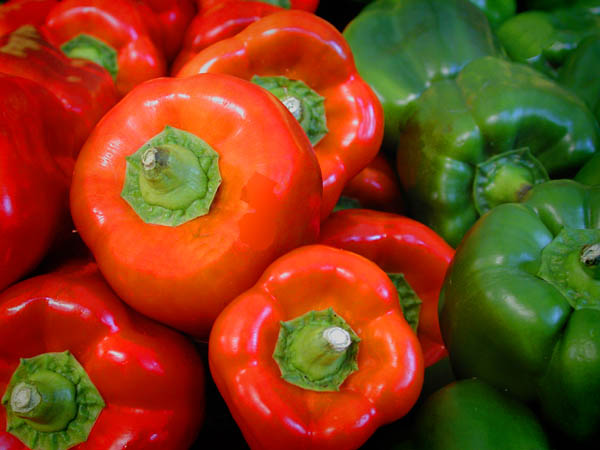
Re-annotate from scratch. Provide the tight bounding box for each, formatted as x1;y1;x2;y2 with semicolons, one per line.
0;259;206;449
42;0;167;97
171;0;281;75
196;0;318;13
137;0;196;62
319;209;455;367
0;0;56;36
0;25;118;156
338;153;405;213
0;75;72;292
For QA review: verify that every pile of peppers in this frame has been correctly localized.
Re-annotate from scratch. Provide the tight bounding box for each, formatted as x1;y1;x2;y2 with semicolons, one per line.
0;0;598;449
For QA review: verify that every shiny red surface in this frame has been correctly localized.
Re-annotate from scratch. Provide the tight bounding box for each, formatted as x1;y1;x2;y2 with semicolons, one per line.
0;75;71;292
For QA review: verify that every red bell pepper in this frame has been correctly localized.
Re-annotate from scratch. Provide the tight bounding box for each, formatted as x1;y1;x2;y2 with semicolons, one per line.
171;0;281;75
337;153;405;213
0;0;56;36
0;259;206;449
319;209;455;367
0;75;73;292
42;0;167;97
137;0;196;62
70;73;322;338
196;0;318;13
0;25;118;156
177;10;383;220
209;244;424;449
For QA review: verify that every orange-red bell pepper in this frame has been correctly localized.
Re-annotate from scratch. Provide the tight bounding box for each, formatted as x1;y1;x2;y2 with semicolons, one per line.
0;25;118;156
171;0;281;75
196;0;318;13
42;0;167;97
319;209;455;367
0;75;72;292
0;0;56;36
209;244;424;450
337;154;404;213
70;73;322;338
0;259;205;449
176;10;383;220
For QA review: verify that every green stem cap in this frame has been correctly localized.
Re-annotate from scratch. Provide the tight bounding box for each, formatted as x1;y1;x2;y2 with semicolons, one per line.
260;0;291;7
121;126;221;227
538;228;600;309
387;273;422;333
1;351;105;450
473;148;549;216
251;75;328;146
60;34;118;80
273;308;360;391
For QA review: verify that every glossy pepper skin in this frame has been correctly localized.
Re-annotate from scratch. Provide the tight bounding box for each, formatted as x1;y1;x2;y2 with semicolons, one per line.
0;259;206;449
336;154;404;214
559;34;600;121
70;73;322;339
396;56;600;248
576;153;600;185
0;0;56;36
439;180;600;440
43;0;167;97
171;1;281;75
497;2;600;79
196;0;318;13
209;244;424;450
400;379;551;450
137;0;196;62
0;25;118;157
0;75;72;293
177;10;383;220
343;0;502;151
319;209;453;367
468;0;516;27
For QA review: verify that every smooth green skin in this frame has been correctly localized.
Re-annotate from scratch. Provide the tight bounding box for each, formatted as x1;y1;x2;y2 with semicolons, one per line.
559;34;600;121
396;56;600;247
576;153;600;185
343;0;502;150
497;4;600;79
469;0;516;27
400;379;550;450
439;180;600;440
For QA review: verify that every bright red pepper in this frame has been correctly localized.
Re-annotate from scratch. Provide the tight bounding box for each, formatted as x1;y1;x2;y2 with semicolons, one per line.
210;244;424;450
0;75;72;292
337;153;405;213
0;259;206;449
42;0;167;97
0;25;118;156
137;0;196;62
177;10;383;220
70;73;322;339
171;1;281;75
319;209;455;367
196;0;318;13
0;0;56;36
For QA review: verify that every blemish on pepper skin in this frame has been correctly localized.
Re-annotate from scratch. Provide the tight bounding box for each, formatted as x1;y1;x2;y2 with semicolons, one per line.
0;25;41;57
67;76;82;83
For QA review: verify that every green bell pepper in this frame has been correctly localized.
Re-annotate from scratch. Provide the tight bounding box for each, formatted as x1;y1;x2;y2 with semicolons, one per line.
519;0;600;11
559;34;600;120
396;56;599;247
575;152;600;185
469;0;517;27
439;179;600;440
497;2;600;79
397;379;551;450
343;0;502;150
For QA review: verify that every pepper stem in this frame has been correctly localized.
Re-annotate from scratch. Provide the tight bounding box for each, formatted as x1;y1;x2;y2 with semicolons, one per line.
273;308;360;391
581;243;600;280
10;383;41;414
